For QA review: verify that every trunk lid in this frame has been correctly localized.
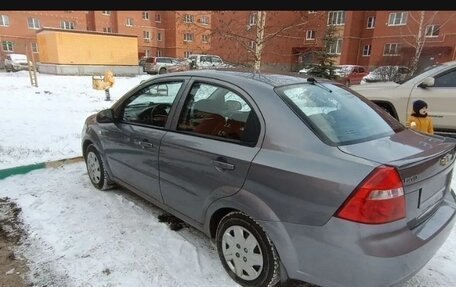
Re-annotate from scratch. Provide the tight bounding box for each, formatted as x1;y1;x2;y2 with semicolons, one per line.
338;130;456;228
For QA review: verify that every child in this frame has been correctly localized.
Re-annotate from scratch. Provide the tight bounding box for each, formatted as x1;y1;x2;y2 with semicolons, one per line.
407;99;434;135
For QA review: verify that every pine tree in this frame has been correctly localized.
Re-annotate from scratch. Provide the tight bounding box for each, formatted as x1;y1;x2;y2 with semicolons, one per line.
308;24;339;80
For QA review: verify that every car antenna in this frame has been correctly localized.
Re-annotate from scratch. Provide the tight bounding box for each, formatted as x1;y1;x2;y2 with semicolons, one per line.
307;77;332;93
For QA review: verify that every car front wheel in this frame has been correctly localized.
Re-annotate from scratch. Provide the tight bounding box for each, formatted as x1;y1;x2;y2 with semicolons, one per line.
216;212;280;287
85;144;114;190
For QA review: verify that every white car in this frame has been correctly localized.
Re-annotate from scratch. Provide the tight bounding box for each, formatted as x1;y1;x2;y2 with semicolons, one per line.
4;53;30;72
188;54;226;70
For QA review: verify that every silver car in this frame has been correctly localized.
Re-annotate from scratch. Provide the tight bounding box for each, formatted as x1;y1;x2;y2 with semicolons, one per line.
81;71;456;287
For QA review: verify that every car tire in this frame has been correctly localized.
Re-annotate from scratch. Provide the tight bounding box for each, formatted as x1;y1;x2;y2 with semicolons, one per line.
85;144;115;190
158;68;167;74
216;212;280;287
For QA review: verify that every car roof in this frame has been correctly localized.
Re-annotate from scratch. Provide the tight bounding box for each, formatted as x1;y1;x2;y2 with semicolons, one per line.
152;70;331;88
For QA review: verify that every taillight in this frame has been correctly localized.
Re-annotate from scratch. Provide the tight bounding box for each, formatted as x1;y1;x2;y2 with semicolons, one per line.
336;166;405;224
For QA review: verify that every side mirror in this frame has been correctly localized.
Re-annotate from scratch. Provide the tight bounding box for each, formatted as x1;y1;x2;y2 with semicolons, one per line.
96;109;115;123
418;77;435;88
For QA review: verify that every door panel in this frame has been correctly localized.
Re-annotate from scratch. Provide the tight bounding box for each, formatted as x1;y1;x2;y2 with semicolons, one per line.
159;133;260;222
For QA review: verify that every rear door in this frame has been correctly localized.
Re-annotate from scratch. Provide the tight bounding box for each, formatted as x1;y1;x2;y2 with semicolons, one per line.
410;67;456;130
159;78;263;222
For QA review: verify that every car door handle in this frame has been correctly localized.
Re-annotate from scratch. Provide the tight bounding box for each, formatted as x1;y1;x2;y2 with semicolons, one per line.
213;159;235;171
138;139;154;149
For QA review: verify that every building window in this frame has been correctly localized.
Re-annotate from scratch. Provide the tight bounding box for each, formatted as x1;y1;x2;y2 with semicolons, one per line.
157;32;162;41
184;14;195;23
249;12;257;26
142;11;149;20
143;31;151;41
328;11;345;26
184;33;194;42
145;49;150;57
184;51;192;58
103;27;112;33
388;12;408;26
425;25;440;37
249;40;256;49
126;18;134;27
306;30;316;40
383;43;400;56
28;18;41;29
101;11;111;15
308;11;317;14
328;38;343;55
155;13;161;23
200;16;209;25
31;43;39;53
362;44;371;56
202;34;209;43
157;49;162;57
2;41;13;52
61;21;75;30
0;15;10;27
367;16;375;29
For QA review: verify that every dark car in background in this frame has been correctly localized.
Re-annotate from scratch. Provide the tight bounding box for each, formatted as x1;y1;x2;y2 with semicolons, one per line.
82;70;456;287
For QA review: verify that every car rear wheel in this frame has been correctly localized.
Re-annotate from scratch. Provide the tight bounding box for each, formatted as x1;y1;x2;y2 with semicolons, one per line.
158;68;167;74
216;212;280;287
85;145;114;190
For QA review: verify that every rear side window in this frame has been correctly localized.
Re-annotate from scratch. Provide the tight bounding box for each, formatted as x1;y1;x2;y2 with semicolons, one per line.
145;58;155;63
177;82;260;145
275;84;403;145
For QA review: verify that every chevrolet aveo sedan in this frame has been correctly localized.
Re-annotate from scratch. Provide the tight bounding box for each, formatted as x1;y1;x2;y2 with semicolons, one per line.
81;70;456;287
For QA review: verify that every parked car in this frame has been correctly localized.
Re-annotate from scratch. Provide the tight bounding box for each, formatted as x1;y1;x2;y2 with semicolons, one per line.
188;54;226;70
352;60;456;137
4;53;30;72
144;57;181;74
361;65;411;84
138;57;150;72
82;70;456;287
334;64;369;86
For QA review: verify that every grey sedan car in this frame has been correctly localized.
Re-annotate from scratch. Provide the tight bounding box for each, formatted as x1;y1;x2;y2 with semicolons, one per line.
81;70;456;287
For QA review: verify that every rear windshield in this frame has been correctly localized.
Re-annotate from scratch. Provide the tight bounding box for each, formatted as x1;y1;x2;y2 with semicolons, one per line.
275;83;404;145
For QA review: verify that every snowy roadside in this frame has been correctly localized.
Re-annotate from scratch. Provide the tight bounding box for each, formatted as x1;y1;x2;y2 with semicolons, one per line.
0;71;151;170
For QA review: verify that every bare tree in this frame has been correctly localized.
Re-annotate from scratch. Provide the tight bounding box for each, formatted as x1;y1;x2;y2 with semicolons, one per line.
402;11;456;75
211;11;323;72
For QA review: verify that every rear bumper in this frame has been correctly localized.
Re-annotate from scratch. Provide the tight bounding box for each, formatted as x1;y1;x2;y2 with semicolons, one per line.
260;190;456;287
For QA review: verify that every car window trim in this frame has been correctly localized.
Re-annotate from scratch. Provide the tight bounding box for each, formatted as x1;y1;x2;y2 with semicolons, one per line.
113;77;190;130
168;76;265;148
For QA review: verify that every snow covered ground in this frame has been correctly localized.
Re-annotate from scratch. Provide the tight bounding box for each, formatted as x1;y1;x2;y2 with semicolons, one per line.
0;71;456;286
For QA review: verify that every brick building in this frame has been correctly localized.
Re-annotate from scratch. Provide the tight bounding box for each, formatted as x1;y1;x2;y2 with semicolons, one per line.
1;10;456;71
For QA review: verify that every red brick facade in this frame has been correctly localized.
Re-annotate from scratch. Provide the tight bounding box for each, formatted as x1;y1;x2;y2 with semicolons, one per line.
1;11;455;71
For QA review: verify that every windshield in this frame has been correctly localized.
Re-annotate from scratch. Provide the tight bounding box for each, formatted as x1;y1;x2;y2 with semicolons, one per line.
275;83;404;145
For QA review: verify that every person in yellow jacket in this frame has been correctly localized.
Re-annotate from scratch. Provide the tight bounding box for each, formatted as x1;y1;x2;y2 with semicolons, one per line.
103;70;115;101
406;99;434;135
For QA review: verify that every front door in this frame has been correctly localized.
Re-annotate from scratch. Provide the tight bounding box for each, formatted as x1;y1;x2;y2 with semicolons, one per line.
102;80;186;201
159;79;263;223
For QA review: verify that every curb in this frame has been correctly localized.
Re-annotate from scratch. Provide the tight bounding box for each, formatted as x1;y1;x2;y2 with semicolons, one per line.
0;156;84;180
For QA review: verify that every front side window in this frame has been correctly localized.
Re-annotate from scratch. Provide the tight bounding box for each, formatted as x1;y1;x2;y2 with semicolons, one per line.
122;81;183;127
177;82;260;145
328;11;345;26
276;84;402;145
0;15;10;27
388;12;408;26
434;69;456;87
28;18;40;29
